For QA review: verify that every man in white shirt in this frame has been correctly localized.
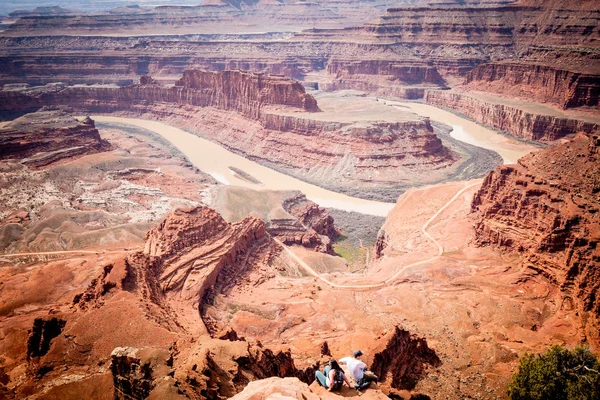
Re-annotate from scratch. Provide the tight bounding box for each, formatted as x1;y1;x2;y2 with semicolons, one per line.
339;350;378;390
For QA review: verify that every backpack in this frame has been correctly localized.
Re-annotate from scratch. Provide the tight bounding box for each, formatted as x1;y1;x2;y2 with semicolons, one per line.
355;377;372;390
332;370;344;390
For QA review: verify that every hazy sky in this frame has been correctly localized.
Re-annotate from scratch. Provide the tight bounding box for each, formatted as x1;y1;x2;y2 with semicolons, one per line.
0;1;204;16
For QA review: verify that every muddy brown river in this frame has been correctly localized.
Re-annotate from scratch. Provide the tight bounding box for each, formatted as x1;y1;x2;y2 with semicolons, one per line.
92;108;536;216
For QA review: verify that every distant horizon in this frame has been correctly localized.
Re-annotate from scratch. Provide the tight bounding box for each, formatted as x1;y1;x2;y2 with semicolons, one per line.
0;0;204;16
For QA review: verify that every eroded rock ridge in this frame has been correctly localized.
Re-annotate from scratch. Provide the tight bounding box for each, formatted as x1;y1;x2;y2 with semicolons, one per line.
472;133;600;335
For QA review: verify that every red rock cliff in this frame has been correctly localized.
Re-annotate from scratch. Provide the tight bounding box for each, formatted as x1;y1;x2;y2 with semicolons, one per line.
472;133;600;334
465;62;600;109
137;206;274;335
424;89;599;141
175;69;320;117
0;110;110;167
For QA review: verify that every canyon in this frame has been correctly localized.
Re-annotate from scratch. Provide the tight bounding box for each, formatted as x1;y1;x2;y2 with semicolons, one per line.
0;0;597;144
0;0;599;399
0;70;490;201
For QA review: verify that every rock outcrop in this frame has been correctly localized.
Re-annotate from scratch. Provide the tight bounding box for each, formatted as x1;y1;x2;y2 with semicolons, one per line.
26;317;67;360
273;192;337;253
465;62;600;110
175;69;320;117
0;110;111;167
140;206;274;335
111;347;174;400
71;205;277;337
472;132;600;334
424;90;599;141
371;326;441;391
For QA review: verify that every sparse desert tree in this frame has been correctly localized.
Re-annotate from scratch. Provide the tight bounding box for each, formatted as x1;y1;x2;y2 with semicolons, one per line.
507;345;600;400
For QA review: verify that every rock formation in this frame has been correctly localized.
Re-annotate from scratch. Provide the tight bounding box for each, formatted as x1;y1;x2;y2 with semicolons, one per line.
70;205;276;336
323;60;446;99
175;69;320;117
26;317;66;360
274;192;338;254
464;62;600;110
133;206;275;335
110;347;174;400
424;90;599;141
371;327;441;392
472;132;600;336
0;71;457;200
0;110;111;167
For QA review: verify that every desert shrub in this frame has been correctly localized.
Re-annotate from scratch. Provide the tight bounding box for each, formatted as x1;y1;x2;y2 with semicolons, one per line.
507;345;600;400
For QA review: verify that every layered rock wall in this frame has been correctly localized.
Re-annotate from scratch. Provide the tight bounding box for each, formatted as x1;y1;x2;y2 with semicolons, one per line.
0;110;110;166
323;59;446;98
465;62;600;109
424;90;599;141
363;5;600;47
327;60;444;84
175;69;320;117
472;133;600;333
2;70;318;120
142;207;269;331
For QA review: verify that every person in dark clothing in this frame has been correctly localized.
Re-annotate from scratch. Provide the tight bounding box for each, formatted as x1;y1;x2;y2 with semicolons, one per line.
315;359;353;391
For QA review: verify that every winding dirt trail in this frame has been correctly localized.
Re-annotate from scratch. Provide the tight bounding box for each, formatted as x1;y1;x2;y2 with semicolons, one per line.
276;181;481;290
4;182;479;292
1;249;133;258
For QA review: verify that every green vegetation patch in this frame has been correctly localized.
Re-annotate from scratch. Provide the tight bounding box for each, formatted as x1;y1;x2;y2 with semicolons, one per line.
333;233;368;270
508;345;600;400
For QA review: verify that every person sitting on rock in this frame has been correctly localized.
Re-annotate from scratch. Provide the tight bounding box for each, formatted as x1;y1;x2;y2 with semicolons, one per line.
315;359;353;391
340;350;378;390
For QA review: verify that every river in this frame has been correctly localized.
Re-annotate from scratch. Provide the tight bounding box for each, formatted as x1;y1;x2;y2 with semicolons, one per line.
92;107;536;217
93;116;396;217
389;101;537;164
